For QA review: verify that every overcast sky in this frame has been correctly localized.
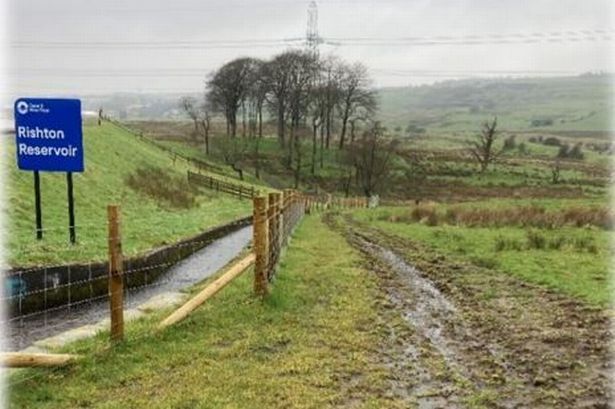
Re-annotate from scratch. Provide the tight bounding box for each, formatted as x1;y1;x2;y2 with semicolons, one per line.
5;0;615;97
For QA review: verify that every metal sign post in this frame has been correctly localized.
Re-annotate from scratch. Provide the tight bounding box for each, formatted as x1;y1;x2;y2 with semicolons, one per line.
67;172;76;244
14;98;84;243
33;171;42;240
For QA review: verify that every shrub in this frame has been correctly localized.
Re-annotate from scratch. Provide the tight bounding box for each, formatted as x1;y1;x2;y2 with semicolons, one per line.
495;236;523;251
442;205;612;230
557;143;584;160
444;208;459;224
547;236;566;250
526;230;546;250
425;211;439;226
377;211;392;222
573;235;597;253
126;166;198;209
517;142;528;155
543;136;562;146
470;256;498;269
410;205;433;221
503;134;517;150
562;207;612;229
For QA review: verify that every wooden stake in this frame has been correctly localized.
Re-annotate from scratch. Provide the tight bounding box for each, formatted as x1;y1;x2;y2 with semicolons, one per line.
253;196;269;297
107;205;124;342
0;353;80;368
275;192;283;261
158;253;255;330
268;192;278;277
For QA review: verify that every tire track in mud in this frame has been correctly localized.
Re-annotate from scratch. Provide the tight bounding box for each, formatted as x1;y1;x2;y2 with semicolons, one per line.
325;213;612;408
355;235;530;408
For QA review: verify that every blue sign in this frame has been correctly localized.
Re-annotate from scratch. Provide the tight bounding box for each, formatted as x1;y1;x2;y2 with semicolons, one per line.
14;98;84;172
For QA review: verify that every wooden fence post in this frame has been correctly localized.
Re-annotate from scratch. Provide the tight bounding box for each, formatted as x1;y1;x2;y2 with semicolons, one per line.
282;189;291;245
253;196;269;297
268;192;278;278
107;205;124;342
275;192;283;261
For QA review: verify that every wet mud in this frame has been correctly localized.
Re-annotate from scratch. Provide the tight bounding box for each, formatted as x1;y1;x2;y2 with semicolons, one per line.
327;213;612;408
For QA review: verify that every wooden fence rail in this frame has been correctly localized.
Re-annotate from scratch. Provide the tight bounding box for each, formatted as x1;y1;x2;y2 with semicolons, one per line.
187;171;256;200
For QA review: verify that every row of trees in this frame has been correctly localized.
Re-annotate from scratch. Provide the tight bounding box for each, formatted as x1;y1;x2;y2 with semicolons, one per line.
203;52;376;144
181;50;394;196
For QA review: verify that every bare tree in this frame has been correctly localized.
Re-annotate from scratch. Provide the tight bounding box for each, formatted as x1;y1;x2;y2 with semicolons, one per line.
199;107;211;155
179;96;200;141
282;51;318;168
350;121;397;197
338;147;355;197
348;111;371;144
551;158;561;184
292;128;309;188
308;71;328;175
253;137;262;179
262;51;295;147
206;58;256;138
246;59;268;139
215;137;248;180
321;56;344;149
336;62;377;149
467;117;503;173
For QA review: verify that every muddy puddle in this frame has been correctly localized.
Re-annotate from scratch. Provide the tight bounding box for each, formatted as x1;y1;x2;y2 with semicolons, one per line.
355;235;537;408
357;237;465;407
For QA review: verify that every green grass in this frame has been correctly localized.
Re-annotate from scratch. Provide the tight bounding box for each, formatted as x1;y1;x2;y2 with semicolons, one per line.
355;206;612;306
4;122;252;267
157;134;350;191
9;216;401;409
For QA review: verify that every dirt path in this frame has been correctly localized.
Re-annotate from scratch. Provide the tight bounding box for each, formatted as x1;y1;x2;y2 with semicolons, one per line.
326;213;612;408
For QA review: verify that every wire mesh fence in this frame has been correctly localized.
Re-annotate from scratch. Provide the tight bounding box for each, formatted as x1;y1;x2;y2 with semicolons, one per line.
3;189;371;382
251;190;369;296
3;214;252;353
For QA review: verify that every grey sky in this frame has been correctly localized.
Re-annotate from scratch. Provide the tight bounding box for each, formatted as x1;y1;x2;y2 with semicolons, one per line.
6;0;614;97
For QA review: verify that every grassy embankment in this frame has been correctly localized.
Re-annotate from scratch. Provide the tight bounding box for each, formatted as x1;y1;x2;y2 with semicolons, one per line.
9;216;403;409
4;122;255;267
354;201;612;306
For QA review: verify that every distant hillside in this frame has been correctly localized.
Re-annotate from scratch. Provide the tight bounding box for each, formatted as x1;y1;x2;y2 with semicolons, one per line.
377;74;613;133
73;74;613;134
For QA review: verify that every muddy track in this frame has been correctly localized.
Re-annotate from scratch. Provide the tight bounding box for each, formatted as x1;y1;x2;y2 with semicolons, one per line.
324;212;612;408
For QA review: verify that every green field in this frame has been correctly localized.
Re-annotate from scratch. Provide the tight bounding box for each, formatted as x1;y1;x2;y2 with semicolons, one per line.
4;122;252;267
354;203;612;306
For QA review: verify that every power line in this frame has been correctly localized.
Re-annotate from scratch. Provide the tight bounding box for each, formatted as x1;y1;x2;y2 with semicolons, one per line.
10;29;613;49
8;68;593;78
10;40;304;50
